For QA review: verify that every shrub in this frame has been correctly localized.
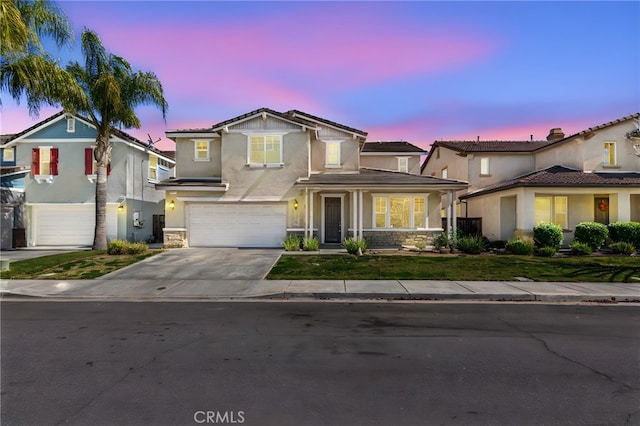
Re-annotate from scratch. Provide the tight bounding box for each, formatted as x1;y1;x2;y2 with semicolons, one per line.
569;241;592;256
433;232;449;250
505;238;534;255
302;237;319;251
456;234;486;254
574;222;608;250
533;222;563;249
607;222;640;247
610;241;636;255
107;240;148;255
415;242;426;250
343;237;367;255
536;246;558;257
282;234;301;251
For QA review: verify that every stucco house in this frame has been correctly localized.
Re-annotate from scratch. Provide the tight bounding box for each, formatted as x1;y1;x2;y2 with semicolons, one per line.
360;141;426;174
0;111;175;248
158;107;467;248
421;113;640;242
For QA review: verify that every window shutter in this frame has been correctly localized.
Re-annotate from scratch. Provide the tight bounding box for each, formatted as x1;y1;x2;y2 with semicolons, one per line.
85;148;93;175
107;162;111;176
50;148;59;175
31;148;40;175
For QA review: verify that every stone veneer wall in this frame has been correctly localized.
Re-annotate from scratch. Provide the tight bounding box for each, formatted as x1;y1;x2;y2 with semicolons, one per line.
363;230;439;247
163;229;188;248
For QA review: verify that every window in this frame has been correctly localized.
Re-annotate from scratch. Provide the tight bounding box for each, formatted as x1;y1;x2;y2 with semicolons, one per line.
373;196;427;229
194;140;209;161
148;154;170;182
84;148;110;177
397;157;409;173
480;157;490;175
604;142;616;166
535;196;568;229
325;142;340;166
149;154;158;181
249;135;282;165
2;147;15;164
31;147;58;176
66;117;75;133
441;167;448;179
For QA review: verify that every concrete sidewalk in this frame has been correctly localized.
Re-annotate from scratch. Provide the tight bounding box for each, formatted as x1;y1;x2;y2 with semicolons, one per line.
2;278;639;303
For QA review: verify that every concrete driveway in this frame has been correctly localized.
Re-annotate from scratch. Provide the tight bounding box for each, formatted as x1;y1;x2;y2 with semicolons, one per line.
99;248;283;280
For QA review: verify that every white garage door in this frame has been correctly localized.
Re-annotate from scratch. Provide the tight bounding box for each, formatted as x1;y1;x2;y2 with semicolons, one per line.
188;203;286;247
33;205;95;246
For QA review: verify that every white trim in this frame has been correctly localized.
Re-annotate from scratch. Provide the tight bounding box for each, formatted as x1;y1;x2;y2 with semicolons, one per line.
160;185;229;192
66;117;75;133
2;146;15;162
397;157;409;173
214;112;312;133
246;134;284;166
288;111;365;139
360;152;424;156
176;196;284;202
371;194;428;229
323;140;343;167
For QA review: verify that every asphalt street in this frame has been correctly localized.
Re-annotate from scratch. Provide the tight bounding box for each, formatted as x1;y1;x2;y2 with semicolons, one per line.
2;301;638;426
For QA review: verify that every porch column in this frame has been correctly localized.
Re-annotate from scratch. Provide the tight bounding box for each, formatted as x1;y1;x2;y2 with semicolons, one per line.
351;191;358;238
452;191;458;235
309;191;315;240
445;191;452;233
358;190;364;240
304;188;309;239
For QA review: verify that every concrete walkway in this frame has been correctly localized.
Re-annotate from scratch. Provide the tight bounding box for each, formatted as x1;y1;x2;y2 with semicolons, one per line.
2;277;639;303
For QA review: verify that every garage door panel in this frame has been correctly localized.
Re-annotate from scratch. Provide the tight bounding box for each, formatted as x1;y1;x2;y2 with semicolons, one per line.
34;206;94;246
188;203;285;247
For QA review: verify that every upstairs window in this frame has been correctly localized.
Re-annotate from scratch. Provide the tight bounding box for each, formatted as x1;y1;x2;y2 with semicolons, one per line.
31;147;58;176
249;135;282;166
604;142;616;166
397;157;409;173
325;142;340;167
148;154;171;182
1;147;15;165
441;167;448;179
84;148;110;177
194;140;210;161
480;157;490;176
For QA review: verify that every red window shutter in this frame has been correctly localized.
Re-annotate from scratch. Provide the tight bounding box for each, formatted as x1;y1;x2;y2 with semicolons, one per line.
85;148;93;175
107;162;111;176
50;148;59;175
31;148;40;175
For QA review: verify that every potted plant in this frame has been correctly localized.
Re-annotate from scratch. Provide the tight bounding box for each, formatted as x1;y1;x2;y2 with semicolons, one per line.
433;233;450;253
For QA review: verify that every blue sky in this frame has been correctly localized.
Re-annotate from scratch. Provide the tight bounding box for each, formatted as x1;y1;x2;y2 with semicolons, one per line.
1;1;638;150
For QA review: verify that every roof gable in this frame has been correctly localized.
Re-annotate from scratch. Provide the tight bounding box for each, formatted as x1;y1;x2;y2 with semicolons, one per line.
362;141;426;154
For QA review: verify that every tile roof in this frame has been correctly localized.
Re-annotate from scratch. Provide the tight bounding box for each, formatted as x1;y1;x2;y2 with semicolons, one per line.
362;141;426;153
297;168;467;188
461;165;640;199
434;140;551;153
539;113;640;150
286;109;368;137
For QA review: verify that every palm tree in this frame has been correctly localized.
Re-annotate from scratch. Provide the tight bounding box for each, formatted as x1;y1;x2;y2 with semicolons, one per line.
66;29;167;250
0;0;81;115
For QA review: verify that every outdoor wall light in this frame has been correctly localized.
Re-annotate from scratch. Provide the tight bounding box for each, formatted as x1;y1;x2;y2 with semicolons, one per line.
118;204;124;212
168;200;176;210
293;199;299;210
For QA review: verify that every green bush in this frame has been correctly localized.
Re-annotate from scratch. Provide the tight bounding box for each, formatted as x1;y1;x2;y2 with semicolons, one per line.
107;240;148;255
607;222;640;247
282;234;301;251
302;237;319;251
456;234;486;254
343;237;367;255
533;222;563;249
610;241;636;255
536;246;558;257
569;241;592;256
574;222;608;250
505;238;534;255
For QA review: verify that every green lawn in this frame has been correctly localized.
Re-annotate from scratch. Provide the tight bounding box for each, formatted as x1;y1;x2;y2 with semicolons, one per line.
1;250;161;279
267;253;640;282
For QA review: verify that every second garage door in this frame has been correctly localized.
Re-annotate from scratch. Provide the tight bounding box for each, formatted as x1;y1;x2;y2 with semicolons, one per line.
188;203;286;247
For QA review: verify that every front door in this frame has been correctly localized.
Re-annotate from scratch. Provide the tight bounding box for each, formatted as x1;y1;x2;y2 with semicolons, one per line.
324;198;341;243
594;197;609;224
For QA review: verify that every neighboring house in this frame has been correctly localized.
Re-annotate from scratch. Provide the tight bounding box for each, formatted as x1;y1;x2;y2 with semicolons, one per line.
421;113;640;242
360;141;427;174
1;111;175;247
1;135;28;249
158;107;467;248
